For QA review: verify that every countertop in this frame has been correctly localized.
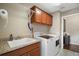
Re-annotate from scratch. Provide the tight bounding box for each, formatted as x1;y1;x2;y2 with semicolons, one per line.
0;38;40;55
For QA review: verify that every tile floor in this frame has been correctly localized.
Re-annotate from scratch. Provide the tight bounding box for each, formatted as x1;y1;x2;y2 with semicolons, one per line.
57;49;79;56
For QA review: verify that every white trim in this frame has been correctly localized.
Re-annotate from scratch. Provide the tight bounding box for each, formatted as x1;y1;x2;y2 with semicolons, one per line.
60;17;64;49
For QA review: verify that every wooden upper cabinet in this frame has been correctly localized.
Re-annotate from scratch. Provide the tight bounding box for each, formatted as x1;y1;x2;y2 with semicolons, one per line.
31;6;52;26
31;6;41;23
35;8;42;23
46;14;52;26
41;12;47;24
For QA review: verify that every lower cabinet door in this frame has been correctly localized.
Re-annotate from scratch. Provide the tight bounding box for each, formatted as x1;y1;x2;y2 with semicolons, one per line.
29;48;40;56
21;53;29;56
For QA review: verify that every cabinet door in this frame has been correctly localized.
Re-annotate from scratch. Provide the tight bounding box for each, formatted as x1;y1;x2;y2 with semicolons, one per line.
47;15;52;26
21;53;29;56
41;12;47;24
29;48;40;56
35;8;42;23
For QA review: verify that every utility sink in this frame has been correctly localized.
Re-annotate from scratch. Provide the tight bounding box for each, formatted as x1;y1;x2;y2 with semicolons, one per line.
7;38;37;48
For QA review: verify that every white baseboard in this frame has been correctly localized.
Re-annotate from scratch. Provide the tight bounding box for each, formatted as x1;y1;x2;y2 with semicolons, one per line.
70;42;79;45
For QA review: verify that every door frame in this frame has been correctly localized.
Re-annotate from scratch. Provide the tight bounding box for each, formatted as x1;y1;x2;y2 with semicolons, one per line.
61;13;79;49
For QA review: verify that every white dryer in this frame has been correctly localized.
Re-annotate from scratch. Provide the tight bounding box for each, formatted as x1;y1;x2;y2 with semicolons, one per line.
34;32;60;56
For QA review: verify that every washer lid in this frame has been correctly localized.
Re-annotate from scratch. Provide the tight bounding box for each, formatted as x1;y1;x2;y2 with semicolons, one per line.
39;35;54;39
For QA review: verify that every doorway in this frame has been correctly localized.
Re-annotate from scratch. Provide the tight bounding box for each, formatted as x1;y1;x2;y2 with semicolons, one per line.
62;13;79;52
63;19;70;49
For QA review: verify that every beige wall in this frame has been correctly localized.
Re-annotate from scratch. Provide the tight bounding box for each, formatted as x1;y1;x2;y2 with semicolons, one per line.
49;12;61;35
0;3;32;39
64;13;79;45
32;23;50;33
49;12;62;48
0;3;50;40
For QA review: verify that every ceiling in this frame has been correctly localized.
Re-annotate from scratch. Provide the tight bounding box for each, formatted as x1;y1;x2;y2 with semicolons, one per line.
20;3;79;14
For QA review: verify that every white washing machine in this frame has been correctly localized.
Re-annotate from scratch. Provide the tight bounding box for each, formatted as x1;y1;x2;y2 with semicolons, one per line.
34;32;60;56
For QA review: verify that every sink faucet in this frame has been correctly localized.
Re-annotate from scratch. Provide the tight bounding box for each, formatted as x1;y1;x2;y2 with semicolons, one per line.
9;34;14;41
